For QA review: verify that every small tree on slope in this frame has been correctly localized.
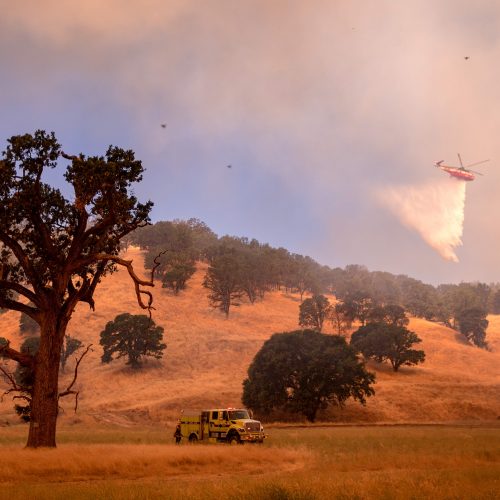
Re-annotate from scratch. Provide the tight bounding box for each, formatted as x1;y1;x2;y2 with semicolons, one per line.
456;308;488;348
100;313;166;369
298;294;332;332
350;322;425;372
203;252;244;317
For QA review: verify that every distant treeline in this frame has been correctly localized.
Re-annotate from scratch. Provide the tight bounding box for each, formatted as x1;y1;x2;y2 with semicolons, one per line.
127;219;500;326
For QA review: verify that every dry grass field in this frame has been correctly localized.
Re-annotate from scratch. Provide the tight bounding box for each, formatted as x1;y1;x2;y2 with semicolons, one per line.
0;425;498;499
1;246;499;428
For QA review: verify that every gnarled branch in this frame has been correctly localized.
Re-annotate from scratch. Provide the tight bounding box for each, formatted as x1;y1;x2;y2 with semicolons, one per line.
58;344;93;413
0;365;31;402
71;252;164;313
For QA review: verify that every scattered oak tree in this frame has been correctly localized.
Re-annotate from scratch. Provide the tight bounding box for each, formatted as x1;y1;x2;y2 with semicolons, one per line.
203;252;244;317
242;330;375;422
329;302;353;335
341;292;374;326
287;254;320;300
100;313;166;369
350;322;425;372
0;130;155;447
298;294;331;332
456;307;488;348
161;252;196;295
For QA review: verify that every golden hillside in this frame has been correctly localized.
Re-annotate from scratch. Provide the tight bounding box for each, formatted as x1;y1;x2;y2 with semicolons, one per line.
1;247;499;425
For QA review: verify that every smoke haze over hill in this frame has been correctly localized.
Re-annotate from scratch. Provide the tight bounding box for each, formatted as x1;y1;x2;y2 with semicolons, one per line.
1;1;500;284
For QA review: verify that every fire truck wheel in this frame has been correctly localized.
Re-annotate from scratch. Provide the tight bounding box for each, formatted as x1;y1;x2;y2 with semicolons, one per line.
227;434;241;445
188;433;198;443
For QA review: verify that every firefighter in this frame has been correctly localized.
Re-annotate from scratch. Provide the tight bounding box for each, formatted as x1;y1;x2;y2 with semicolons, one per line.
173;424;182;444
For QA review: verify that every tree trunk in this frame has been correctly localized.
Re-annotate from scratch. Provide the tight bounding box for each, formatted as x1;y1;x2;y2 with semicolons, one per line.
26;315;66;448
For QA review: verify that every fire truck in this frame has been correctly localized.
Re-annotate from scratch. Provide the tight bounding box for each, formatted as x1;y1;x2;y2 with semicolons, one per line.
179;408;265;444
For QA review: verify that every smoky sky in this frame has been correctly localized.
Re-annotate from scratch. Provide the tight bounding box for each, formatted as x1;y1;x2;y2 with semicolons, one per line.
1;0;500;285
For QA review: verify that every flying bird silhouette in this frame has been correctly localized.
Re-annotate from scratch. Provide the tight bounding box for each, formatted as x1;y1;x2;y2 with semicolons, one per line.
464;56;469;60
226;165;232;169
161;123;167;128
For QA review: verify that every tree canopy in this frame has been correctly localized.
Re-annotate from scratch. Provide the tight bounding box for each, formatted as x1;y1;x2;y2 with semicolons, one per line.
242;330;375;422
100;313;166;369
350;322;425;372
298;294;331;332
456;308;489;348
203;250;244;317
367;304;409;327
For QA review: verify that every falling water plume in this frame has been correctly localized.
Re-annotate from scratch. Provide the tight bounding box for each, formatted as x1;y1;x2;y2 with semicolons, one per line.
378;178;466;262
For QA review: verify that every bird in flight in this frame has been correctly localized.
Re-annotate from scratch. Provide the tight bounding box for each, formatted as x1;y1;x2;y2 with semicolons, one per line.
226;165;232;169
161;123;167;128
464;56;470;60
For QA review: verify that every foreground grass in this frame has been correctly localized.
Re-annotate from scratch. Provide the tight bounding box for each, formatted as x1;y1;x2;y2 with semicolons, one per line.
0;424;499;499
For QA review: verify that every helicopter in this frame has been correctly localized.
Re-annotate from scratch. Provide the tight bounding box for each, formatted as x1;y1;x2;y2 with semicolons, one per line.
434;154;489;181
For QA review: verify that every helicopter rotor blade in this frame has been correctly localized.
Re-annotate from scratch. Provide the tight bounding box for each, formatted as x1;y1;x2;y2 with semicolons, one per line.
468;169;484;176
457;153;464;169
466;159;490;168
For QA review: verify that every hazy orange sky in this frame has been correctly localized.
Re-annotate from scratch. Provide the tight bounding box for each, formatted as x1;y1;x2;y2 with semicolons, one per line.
1;0;500;284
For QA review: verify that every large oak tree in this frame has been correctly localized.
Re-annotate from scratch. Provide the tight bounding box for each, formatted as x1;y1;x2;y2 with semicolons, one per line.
0;130;155;447
242;330;375;422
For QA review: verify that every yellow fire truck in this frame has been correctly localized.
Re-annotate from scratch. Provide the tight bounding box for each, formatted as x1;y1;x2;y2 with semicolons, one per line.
179;408;265;444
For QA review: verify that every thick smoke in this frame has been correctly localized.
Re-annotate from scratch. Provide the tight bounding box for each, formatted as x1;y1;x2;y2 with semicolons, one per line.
378;178;466;262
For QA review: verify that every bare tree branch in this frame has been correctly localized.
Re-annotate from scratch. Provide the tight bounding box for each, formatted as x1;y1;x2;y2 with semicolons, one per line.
0;365;30;401
58;344;93;413
60;152;80;162
70;253;163;312
152;250;168;282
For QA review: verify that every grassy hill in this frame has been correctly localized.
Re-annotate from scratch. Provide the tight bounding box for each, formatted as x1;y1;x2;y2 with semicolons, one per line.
1;247;499;426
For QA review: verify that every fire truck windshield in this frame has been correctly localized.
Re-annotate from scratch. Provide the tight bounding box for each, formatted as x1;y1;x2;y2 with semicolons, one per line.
229;410;250;420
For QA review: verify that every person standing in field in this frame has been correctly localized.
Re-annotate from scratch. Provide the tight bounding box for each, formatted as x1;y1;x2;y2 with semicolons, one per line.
174;424;182;444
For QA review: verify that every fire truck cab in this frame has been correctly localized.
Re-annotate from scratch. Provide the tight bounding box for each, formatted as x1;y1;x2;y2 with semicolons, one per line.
179;408;265;444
